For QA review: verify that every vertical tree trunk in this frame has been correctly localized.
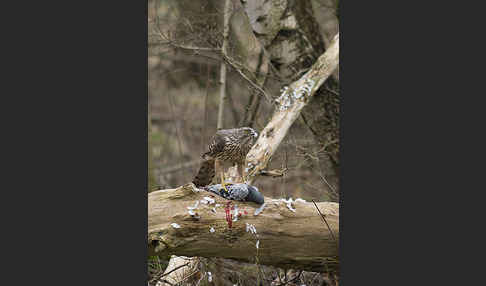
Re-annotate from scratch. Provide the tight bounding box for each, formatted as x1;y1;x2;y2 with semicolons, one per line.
217;0;231;130
148;113;156;192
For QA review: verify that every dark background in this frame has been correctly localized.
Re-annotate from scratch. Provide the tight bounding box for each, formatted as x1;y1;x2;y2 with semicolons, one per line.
1;0;482;285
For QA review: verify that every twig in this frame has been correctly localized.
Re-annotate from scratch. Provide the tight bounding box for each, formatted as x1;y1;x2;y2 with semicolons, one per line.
318;173;337;196
160;263;190;278
150;261;190;285
325;87;339;96
257;168;287;177
222;54;273;103
173;269;200;284
273;270;303;286
153;17;272;108
158;279;174;286
311;200;337;244
152;24;218;52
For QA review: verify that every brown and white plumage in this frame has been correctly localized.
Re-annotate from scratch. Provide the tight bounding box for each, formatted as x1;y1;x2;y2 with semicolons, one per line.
193;127;258;187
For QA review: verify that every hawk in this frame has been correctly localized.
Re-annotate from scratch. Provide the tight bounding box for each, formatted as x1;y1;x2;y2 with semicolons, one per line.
193;127;258;188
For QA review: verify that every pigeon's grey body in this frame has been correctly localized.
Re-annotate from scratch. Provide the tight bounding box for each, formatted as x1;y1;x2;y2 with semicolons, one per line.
204;183;264;204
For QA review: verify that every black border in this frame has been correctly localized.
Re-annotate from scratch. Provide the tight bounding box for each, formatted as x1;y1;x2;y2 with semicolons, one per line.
3;1;147;285
340;0;478;284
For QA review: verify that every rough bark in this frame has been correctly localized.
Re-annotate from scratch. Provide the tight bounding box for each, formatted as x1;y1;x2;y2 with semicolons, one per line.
241;0;287;48
244;34;339;180
148;183;339;272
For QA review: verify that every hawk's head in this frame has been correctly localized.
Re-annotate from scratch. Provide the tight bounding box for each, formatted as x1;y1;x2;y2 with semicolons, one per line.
241;127;258;140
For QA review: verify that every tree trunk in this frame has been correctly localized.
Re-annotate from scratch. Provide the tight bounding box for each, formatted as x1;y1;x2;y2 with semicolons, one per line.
217;0;231;130
244;34;339;180
148;183;339;273
148;113;156;193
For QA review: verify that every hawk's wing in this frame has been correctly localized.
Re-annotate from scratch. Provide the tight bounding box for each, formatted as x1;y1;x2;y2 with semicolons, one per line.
193;158;215;187
204;130;228;159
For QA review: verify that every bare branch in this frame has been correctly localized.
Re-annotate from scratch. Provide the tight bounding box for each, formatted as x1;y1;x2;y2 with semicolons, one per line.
223;53;273;103
244;34;339;180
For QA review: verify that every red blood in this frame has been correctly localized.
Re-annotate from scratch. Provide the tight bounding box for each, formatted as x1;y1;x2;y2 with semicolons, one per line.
224;202;233;228
243;211;248;215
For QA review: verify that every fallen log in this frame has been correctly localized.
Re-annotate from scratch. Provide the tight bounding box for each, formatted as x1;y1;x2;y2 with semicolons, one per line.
148;183;339;272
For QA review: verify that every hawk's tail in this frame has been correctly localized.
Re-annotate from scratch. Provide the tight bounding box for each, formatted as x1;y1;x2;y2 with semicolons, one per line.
192;159;215;187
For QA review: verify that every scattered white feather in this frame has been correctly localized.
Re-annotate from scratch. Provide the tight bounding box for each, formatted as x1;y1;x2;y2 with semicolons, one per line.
188;210;196;216
215;204;221;207
203;196;215;204
256;240;260;249
281;198;292;204
246;223;257;235
276;198;296;212
210;227;215;233
211;207;216;213
170;223;181;229
254;203;266;216
232;205;239;222
207;272;212;282
284;198;296;212
295;198;306;203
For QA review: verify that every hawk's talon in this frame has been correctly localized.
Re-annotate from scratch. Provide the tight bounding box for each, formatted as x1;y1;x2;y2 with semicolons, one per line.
220;172;230;193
